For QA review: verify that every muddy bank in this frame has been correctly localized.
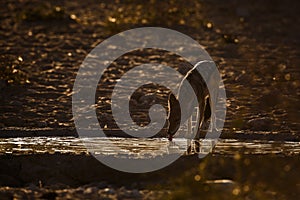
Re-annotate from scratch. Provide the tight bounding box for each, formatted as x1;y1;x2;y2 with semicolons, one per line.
0;152;299;199
0;137;299;199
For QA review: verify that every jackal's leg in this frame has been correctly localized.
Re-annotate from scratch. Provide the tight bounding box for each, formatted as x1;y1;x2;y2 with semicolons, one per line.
187;116;192;151
209;87;219;133
194;97;207;140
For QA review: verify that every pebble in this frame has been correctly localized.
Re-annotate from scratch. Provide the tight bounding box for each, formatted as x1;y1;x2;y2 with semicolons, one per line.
272;109;286;117
205;179;236;192
96;181;108;189
84;187;98;194
9;100;23;106
26;183;39;190
103;187;115;195
246;117;273;131
131;189;141;198
36;121;48;128
26;89;39;94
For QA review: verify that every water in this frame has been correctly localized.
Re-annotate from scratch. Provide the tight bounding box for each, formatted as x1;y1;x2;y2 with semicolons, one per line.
1;137;299;157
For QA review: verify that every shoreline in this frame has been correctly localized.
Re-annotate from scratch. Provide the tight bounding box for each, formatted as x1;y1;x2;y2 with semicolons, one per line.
0;128;298;141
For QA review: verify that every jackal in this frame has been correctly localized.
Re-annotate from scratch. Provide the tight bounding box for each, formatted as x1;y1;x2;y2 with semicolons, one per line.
167;61;219;142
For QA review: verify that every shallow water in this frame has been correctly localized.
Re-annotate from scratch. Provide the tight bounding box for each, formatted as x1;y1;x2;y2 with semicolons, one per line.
1;137;299;158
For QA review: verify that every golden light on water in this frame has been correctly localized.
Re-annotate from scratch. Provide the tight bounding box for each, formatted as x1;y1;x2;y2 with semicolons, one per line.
108;16;117;23
284;74;291;81
194;175;201;181
70;14;77;20
179;19;185;25
243;185;250;192
232;187;241;195
234;153;241;160
206;22;213;29
55;6;61;12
